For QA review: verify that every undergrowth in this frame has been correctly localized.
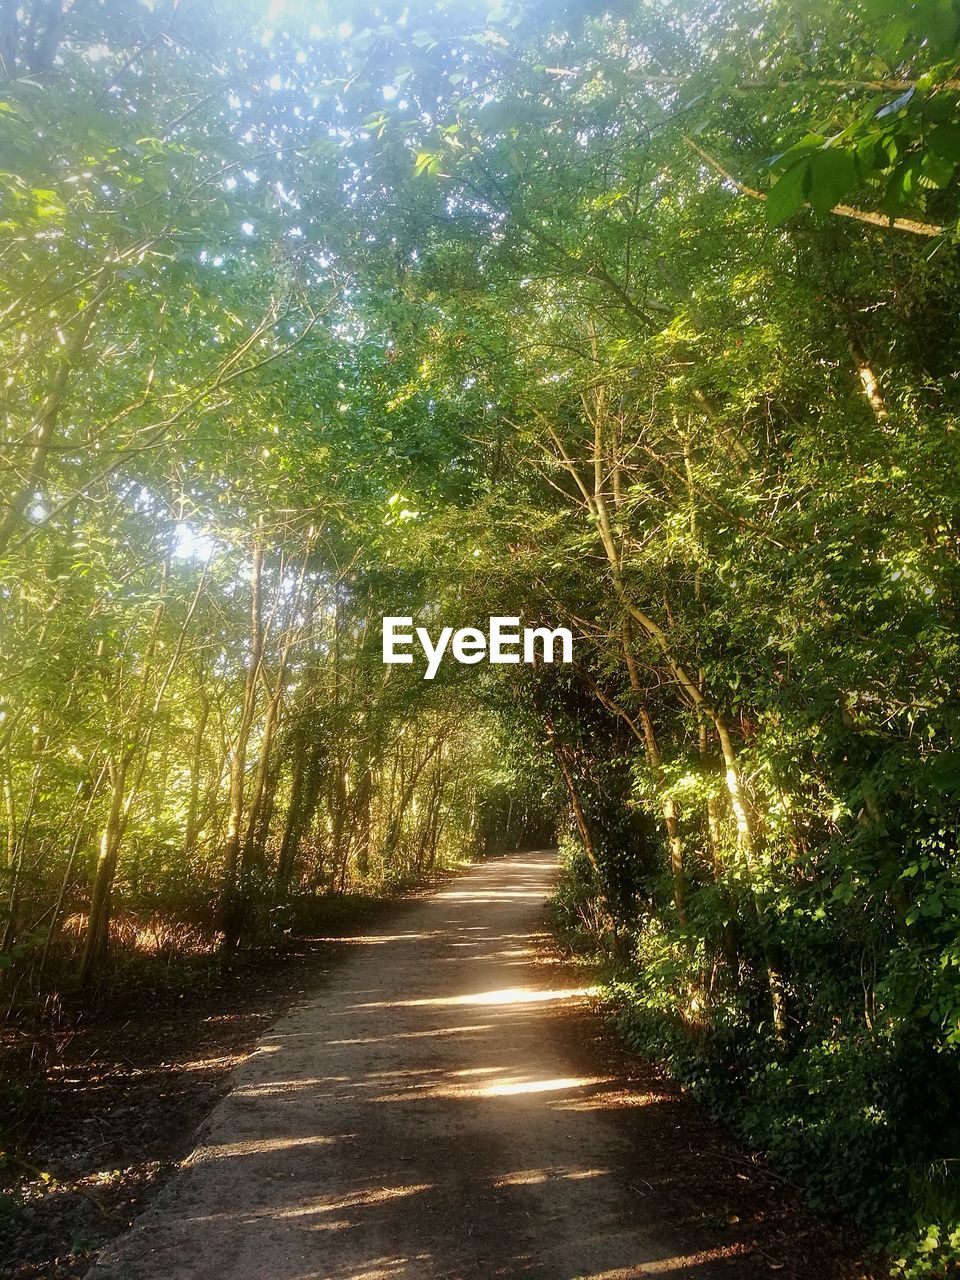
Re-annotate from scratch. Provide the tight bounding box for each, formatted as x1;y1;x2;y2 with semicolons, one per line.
550;836;960;1280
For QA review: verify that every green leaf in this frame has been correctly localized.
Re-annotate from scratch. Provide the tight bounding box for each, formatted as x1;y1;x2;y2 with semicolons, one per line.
807;148;858;215
769;133;826;173
921;151;956;188
766;159;809;225
928;124;960;162
414;150;443;177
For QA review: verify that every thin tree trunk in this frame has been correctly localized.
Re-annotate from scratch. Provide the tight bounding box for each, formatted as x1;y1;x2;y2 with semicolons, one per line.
184;686;211;857
542;711;620;952
275;738;326;896
554;392;786;1034
78;560;206;984
221;538;265;949
78;759;125;986
584;658;688;925
637;706;687;924
1;756;42;954
242;545;310;877
38;761;107;985
0;291;103;554
354;765;373;878
274;733;307;897
698;713;722;871
847;330;888;423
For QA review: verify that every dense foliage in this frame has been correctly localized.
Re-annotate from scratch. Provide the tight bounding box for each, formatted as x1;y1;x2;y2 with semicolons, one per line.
2;0;960;1272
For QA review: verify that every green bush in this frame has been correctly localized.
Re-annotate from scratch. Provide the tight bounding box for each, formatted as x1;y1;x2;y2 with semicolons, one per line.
555;846;960;1279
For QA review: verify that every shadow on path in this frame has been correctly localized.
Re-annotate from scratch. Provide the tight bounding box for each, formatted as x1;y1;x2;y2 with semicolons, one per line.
87;851;854;1280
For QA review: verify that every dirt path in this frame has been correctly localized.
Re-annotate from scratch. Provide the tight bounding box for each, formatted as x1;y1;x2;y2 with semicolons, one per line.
87;851;861;1280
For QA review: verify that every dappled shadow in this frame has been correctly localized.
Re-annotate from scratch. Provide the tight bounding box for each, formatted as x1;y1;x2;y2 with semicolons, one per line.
90;851;780;1280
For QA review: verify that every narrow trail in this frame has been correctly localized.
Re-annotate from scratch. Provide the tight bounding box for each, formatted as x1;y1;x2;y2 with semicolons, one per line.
87;852;836;1280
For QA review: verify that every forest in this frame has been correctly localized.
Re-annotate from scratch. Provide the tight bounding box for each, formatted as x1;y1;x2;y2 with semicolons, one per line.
1;0;960;1276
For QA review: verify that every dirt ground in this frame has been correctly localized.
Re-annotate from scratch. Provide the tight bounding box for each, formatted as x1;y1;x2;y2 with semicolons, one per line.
81;850;872;1280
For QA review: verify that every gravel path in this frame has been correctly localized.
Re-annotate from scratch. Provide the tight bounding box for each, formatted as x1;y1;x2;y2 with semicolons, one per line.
86;851;795;1280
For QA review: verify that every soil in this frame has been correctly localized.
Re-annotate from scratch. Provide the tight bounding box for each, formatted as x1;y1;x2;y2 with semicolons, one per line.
63;850;871;1280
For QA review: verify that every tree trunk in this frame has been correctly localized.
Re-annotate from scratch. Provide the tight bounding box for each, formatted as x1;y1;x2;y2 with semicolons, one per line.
354;765;373;878
275;734;307;897
184;686;211;857
221;539;265;950
637;706;687;924
77;759;125;987
0;291;103;554
544;715;621;954
555;392;786;1034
